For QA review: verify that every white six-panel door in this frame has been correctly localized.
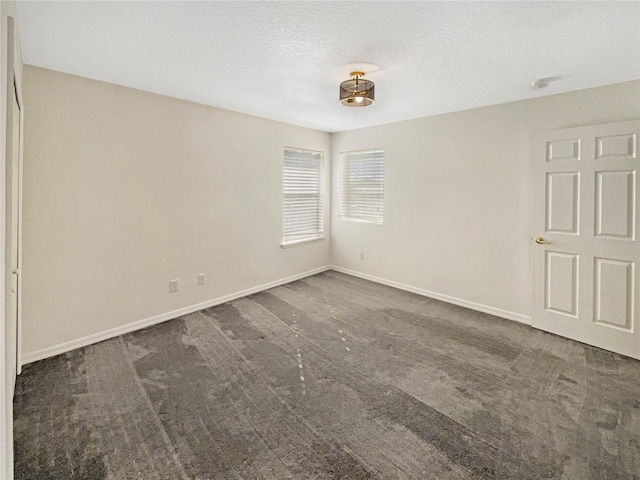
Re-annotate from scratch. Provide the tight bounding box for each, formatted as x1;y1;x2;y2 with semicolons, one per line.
533;121;639;359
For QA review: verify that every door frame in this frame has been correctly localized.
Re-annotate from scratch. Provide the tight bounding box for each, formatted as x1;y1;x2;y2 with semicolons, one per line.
1;13;24;479
4;16;23;379
12;72;23;377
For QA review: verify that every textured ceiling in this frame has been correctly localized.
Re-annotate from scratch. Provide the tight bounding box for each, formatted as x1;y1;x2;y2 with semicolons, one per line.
16;1;640;133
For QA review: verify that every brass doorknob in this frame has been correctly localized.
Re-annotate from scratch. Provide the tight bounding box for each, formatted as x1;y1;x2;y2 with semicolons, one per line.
535;236;550;245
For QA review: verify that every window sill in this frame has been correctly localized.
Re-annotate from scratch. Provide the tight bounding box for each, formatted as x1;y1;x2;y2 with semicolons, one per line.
339;216;383;225
281;236;325;249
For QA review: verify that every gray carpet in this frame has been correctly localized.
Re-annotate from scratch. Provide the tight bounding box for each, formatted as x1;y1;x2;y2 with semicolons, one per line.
13;271;640;479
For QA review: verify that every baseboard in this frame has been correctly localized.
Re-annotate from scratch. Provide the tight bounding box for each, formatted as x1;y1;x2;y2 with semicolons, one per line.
329;265;532;326
22;265;331;365
22;264;531;365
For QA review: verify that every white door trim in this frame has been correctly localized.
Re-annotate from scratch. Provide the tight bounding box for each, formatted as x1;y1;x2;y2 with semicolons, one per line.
1;13;23;479
14;71;23;378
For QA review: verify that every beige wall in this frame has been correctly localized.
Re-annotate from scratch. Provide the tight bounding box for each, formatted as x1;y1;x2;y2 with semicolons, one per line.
331;80;640;322
21;65;640;366
21;65;331;359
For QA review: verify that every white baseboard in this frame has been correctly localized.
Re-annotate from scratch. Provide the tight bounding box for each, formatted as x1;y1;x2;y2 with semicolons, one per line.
22;264;531;365
329;265;532;326
22;265;331;365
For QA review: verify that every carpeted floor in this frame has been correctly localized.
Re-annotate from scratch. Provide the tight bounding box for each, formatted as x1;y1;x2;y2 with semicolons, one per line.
13;271;640;479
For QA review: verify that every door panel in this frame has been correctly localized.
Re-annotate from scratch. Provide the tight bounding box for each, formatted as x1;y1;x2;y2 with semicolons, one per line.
544;251;579;317
594;170;635;238
533;121;640;359
546;172;580;234
595;133;636;160
594;257;634;330
546;138;581;162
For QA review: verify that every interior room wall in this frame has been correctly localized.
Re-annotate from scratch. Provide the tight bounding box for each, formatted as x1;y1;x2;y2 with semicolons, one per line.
20;65;640;365
21;65;331;362
330;80;640;322
1;0;23;476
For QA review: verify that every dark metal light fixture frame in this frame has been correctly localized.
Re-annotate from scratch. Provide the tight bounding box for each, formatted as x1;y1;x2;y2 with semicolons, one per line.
340;71;375;107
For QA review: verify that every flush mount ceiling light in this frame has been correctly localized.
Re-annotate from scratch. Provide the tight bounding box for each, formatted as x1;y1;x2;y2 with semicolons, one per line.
340;71;375;107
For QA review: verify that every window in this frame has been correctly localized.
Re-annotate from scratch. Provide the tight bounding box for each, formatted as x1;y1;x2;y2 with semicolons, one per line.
339;149;384;224
282;148;324;247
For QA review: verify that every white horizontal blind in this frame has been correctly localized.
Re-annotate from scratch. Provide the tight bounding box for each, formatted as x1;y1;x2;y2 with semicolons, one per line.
283;148;324;245
340;149;384;224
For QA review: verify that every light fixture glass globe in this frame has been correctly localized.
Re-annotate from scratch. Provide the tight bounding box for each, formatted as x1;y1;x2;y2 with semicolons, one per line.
355;96;364;103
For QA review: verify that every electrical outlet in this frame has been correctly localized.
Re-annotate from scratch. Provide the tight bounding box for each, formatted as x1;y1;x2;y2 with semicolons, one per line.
169;279;179;293
198;273;206;285
359;252;365;260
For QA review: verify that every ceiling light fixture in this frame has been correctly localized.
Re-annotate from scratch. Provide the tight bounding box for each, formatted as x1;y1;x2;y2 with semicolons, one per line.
340;71;374;107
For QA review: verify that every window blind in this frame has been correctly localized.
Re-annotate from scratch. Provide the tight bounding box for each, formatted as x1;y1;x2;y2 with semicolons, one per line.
339;149;384;224
283;148;324;246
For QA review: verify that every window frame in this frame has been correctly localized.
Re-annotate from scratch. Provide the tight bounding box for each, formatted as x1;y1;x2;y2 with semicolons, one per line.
339;148;385;225
281;147;325;248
